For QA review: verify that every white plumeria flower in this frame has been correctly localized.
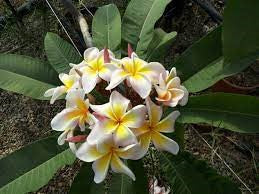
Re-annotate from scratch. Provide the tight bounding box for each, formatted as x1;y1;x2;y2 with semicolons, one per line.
76;134;139;183
133;98;180;158
51;89;95;133
88;91;147;147
106;52;165;98
77;47;118;93
149;177;170;194
155;67;189;107
44;73;80;104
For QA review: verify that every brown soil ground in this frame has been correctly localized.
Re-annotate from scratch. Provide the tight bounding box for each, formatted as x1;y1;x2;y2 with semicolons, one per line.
0;0;258;193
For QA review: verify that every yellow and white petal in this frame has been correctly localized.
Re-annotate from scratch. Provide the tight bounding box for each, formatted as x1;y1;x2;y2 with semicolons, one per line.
151;131;179;155
92;153;112;183
132;121;150;136
67;130;77;153
122;105;146;128
51;108;81;131
145;97;162;126
110;154;136;181
96;133;114;154
44;88;55;97
76;141;104;162
115;143;140;160
155;111;180;133
84;47;99;62
59;73;77;89
87;119;118;145
179;85;189;106
154;85;168;99
98;63;118;82
114;124;137;147
106;69;129;90
110;91;130;119
90;103;116;120
139;62;165;83
57;130;70;145
168;88;185;103
167;77;181;89
65;89;85;108
81;66;99;93
129;74;151;98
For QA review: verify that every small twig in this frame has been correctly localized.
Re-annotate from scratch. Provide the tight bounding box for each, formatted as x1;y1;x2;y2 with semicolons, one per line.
45;0;82;56
191;125;253;193
80;2;94;17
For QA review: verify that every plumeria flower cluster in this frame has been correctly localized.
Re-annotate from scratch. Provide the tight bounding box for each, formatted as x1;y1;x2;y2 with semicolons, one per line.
45;45;188;183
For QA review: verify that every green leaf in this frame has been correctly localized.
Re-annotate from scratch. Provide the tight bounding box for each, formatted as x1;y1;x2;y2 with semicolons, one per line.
173;26;222;81
122;0;171;57
92;4;121;58
69;163;105;194
177;93;259;133
158;151;241;194
0;135;75;194
222;0;259;67
146;28;177;61
0;54;59;100
167;122;185;149
44;32;82;73
108;160;149;194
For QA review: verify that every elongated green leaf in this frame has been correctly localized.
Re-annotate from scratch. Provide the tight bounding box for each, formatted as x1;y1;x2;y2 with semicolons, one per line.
222;0;259;67
146;28;177;61
183;57;224;92
0;54;59;100
158;151;241;194
177;93;259;133
173;26;222;81
108;160;148;194
44;32;82;73
0;135;75;194
92;4;121;58
122;0;171;57
69;163;105;194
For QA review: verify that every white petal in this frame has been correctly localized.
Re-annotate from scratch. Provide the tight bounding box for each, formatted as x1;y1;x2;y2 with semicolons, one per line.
65;89;85;108
98;63;118;82
111;154;135;181
145;97;162;126
114;124;137;147
67;130;77;153
106;69;129;90
129;75;151;98
179;85;189;106
90;103;115;120
168;67;177;80
167;77;181;89
49;86;66;104
76;141;104;162
155;111;180;133
51;108;80;131
139;62;166;83
44;88;55;97
81;66;99;93
122;105;147;128
84;47;99;62
57;130;69;145
92;153;112;183
151;132;179;155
